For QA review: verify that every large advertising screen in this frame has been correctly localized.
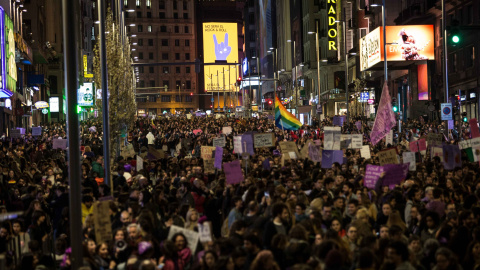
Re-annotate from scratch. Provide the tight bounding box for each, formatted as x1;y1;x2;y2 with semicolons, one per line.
203;23;239;92
78;82;94;106
360;25;434;71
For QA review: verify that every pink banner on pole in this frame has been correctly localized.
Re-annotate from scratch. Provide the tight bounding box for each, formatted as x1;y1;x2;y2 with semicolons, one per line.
370;82;397;145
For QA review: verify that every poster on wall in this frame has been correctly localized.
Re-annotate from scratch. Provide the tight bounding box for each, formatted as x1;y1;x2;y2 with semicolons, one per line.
78;82;94;106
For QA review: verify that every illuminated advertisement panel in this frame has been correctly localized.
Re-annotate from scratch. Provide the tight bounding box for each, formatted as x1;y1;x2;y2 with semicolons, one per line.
5;11;15;92
360;25;434;71
49;97;59;112
417;64;429;101
0;7;9;98
78;82;94;106
203;23;238;92
327;0;338;51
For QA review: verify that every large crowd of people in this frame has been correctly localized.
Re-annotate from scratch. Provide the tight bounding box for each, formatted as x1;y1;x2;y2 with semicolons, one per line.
0;115;479;270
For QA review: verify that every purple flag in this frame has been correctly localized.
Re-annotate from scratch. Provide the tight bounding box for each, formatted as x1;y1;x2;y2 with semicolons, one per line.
370;82;397;145
383;164;409;189
355;121;362;130
364;164;384;189
214;147;223;170
443;144;461;170
224;160;244;184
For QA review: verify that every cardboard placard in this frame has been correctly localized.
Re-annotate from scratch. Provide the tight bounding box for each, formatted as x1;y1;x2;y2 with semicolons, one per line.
93;201;112;244
402;151;416;171
253;133;275;148
201;146;216;160
222;126;232;135
168;225;199;254
377;148;398;165
361;145;371;159
279;141;300;160
213;137;226;148
203;158;215;174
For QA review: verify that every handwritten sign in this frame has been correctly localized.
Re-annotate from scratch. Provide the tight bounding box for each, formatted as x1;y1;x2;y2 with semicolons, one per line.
224;160;244;184
93;201;112;244
361;145;371;159
168;225;199;254
308;144;322;162
427;133;443;147
203;158;215;174
364;164;384;189
402;151;416;171
52;139;68;149
279;141;300;160
201;146;215;159
254;133;275;148
233;136;243;154
324;127;341;150
32;127;42;136
198;222;213;243
385;130;393;145
136;156;143;171
213;137;226;148
222;126;232;135
377;148;398;165
352;134;363;149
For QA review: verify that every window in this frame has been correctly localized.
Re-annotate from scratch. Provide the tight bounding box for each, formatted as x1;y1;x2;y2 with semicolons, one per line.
139;80;145;87
149;52;154;59
159;1;165;9
466;5;473;24
249;13;255;24
186;80;191;89
146;0;151;8
138;25;143;32
450;53;457;73
175;26;179;33
185;40;190;46
147;12;151;18
137;97;147;102
159;12;165;19
149;80;155;87
465;46;475;68
250;32;255;42
160;26;167;32
137;11;141;18
250;49;256;58
173;1;177;9
136;0;140;8
138;66;144;73
125;12;129;18
148;39;153;46
186;67;191;73
184;26;189;33
149;67;154;73
139;52;144;59
185;95;193;102
138;39;143;46
162;53;168;60
161;95;171;102
183;2;187;10
163;67;169;73
176;67;181;73
175;53;180;60
162;39;168;46
124;0;128;7
163;80;169;89
174;13;178;19
176;95;182;102
183;13;188;19
147;25;152;32
185;53;190;60
148;95;156;102
175;39;180;46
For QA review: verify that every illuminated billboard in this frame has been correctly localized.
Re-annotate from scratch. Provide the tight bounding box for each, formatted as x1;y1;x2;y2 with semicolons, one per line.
78;82;94;107
203;23;239;92
49;97;59;112
0;7;14;98
360;25;434;71
327;0;338;51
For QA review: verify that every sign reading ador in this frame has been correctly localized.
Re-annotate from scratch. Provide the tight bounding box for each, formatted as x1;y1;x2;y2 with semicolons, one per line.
328;0;338;51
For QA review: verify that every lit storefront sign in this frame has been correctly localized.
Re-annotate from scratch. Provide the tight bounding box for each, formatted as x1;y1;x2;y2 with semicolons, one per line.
360;25;434;71
83;55;94;78
328;0;338;51
78;82;94;106
49;97;59;112
0;7;13;98
34;101;49;109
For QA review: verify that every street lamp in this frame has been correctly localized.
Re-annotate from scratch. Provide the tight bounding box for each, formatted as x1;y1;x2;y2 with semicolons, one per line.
268;48;278;116
287;39;297;117
309;22;323;127
335;13;349;122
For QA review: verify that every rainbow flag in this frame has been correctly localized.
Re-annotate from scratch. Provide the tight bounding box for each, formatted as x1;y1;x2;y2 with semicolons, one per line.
275;97;302;130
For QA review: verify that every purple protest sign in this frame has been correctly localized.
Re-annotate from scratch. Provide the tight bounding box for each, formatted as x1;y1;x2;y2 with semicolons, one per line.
370;82;397;145
214;147;223;170
224;160;244;184
241;133;255;156
321;150;343;168
262;158;271;171
448;120;454;130
383;164;409;189
355;121;362;130
333;116;344;126
443;144;461;170
364;164;384;189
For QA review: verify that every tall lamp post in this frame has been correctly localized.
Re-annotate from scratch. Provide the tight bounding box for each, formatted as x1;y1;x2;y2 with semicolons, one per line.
287;40;297;117
268;48;278;117
308;21;322;128
335;10;349;122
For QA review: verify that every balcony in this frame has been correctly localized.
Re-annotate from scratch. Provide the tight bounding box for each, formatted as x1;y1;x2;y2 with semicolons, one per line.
394;0;437;25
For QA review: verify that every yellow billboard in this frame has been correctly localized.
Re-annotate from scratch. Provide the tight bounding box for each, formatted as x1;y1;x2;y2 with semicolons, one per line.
203;22;239;92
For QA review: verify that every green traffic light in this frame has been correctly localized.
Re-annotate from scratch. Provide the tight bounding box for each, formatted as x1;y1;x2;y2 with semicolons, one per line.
77;105;82;114
452;35;460;43
463;117;468;122
393;106;398;112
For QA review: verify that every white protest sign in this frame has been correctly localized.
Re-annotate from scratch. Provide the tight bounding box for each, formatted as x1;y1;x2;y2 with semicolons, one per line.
471;137;480;148
402;152;416;171
351;134;363;149
162;145;168;152
198;222;212;242
167;225;199;254
213;137;226;148
459;140;471;150
254;133;275;148
136;156;144;171
361;145;371;159
186;114;192;119
386;130;393;145
288;152;297;159
308;144;322;162
324;127;341;150
473;146;480;162
233;136;243;154
32;127;42;136
340;135;352;149
222;126;232;135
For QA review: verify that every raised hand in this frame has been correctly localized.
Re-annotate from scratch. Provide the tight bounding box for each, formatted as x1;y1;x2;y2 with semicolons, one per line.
213;33;231;61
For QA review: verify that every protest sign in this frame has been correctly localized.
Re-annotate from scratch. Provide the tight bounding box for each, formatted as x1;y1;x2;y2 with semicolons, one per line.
377;148;398;165
201;146;215;160
355;121;362;130
168;225;199;253
402;152;416;171
386;130;393;145
254;133;275;148
52;139;68;150
222;126;232;135
224;160;244;184
443;145;461;170
333;116;344;126
213;137;226;148
383;164;409;189
448;120;454;130
10;129;21;138
340;135;352;149
308;144;322;162
233;136;243;154
364;164;384;189
162;145;168;152
431;147;444;162
472;146;480;162
360;145;371;160
198;222;213;243
469;119;480;138
427;133;443;147
351;134;363;149
324;127;341;150
300;141;311;159
147;146;165;159
186;113;192;119
459;140;471;150
203;158;215;174
32;127;42;136
214;147;223;170
321;150;343;168
279;141;300;160
93;201;112;244
136;156;143;171
241;133;255;156
193;129;202;135
472;137;480;148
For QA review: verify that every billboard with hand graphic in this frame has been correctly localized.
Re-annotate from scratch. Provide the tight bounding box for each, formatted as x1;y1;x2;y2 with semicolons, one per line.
203;23;238;92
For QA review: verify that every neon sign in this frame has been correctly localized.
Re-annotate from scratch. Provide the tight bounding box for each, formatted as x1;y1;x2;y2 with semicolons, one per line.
328;0;338;51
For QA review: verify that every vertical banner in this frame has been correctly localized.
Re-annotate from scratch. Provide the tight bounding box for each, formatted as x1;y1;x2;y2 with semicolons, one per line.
370;82;397;145
417;64;429;100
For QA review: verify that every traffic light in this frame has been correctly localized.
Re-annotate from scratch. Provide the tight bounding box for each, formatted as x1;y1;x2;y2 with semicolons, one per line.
462;112;468;122
190;92;193;96
236;77;242;86
268;100;272;105
392;98;398;112
450;19;460;45
77;105;82;114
